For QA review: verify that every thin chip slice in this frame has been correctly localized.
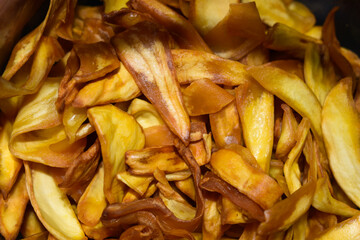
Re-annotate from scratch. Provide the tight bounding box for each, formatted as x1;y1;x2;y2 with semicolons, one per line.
129;0;211;52
125;146;188;175
210;149;283;209
322;77;360;207
73;63;140;107
0;119;22;198
0;171;28;240
88;104;145;203
235;80;274;172
112;22;190;144
171;49;252;86
248;64;322;139
77;162;107;227
183;79;234;116
25;163;86;240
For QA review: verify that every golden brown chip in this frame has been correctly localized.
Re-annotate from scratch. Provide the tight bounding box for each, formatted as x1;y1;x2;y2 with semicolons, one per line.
0;119;22;198
210;149;283;209
236;80;274;172
248;64;322;139
183;79;234;116
171;49;252;86
129;0;211;52
112;22;190;144
0;171;28;240
73;42;120;83
204;2;266;60
10;78;86;167
126;146;188;175
322;77;360;207
72;63;140;108
77;162;107;227
88;104;145;203
25;162;86;240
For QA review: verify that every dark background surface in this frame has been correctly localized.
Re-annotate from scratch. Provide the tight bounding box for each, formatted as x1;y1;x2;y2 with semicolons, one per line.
299;0;360;55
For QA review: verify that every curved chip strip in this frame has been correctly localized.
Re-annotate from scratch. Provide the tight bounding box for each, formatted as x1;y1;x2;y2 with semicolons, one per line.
10;78;86;167
59;139;100;188
322;7;354;80
154;169;196;221
20;207;46;238
112;22;190;144
77;162;107;227
73;63;140;108
210;149;283;209
0;119;22;198
235;80;274;172
313;176;359;218
275;104;298;159
322;77;360;207
125;146;188;175
171;49;251;86
314;213;360;239
24;163;86;240
264;23;321;59
269;160;290;197
304;43;337;106
88;104;145;203
62;105;88;143
0;37;64;99
221;196;251;224
248;64;322;139
200;171;265;222
175;177;196;201
0;171;28;240
257;179;316;235
117;171;153;196
2;0;64;81
284;118;310;194
204;2;266;60
73;42;120;83
202;193;222;239
129;0;211;52
127;98;165;129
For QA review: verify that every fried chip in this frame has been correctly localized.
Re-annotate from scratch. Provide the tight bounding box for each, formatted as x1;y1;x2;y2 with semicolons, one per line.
73;63;140;108
183;79;234;116
235;80;274;172
73;42;120;83
77;162;107;227
322;77;360;207
88;104;145;203
129;0;211;52
10;78;86;167
248;64;322;139
112;22;190;144
0;171;28;240
0;119;22;198
171;49;252;86
125;146;188;175
204;2;266;60
25;163;86;240
210;149;283;209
